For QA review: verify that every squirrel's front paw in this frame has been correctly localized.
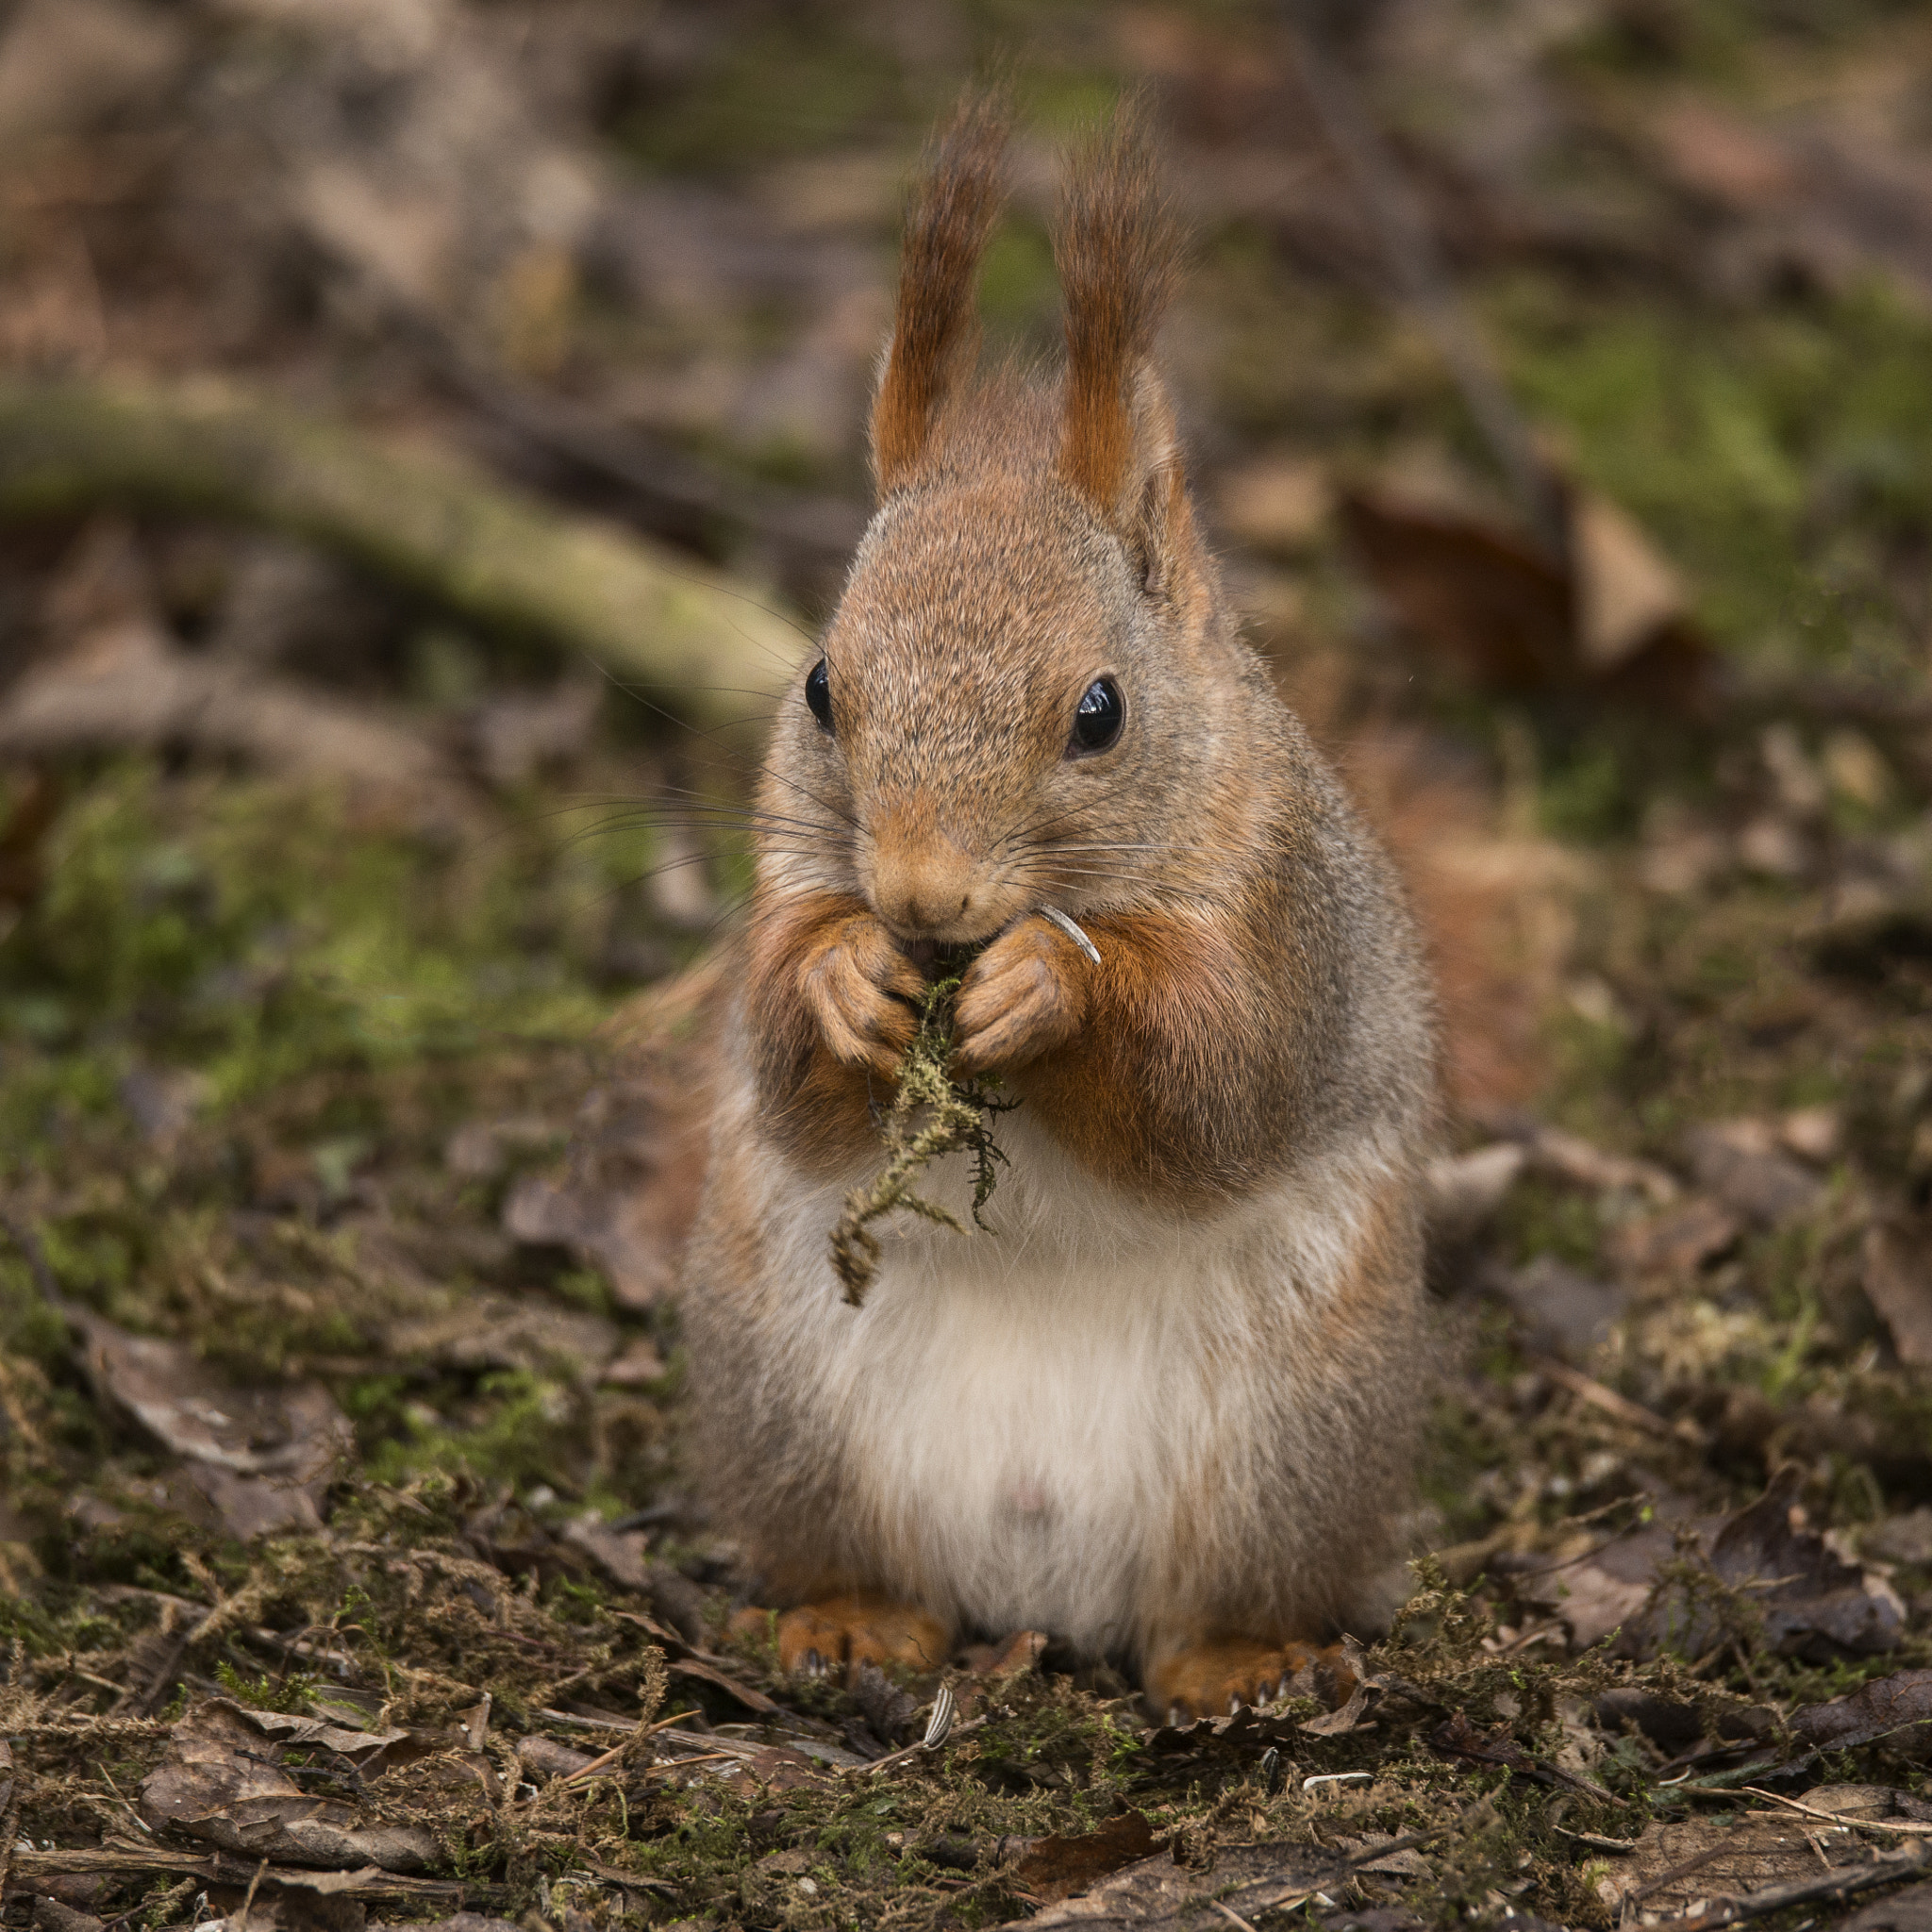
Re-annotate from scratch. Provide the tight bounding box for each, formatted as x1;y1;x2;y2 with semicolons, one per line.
953;915;1088;1075
797;914;925;1076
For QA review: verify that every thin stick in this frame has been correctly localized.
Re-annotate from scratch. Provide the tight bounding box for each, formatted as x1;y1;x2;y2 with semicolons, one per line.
1531;1355;1676;1438
1741;1787;1932;1839
233;1858;269;1932
1634;1842;1929;1931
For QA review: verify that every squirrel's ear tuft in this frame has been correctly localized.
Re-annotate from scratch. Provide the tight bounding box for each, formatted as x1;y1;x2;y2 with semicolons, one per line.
1054;104;1194;591
871;90;1009;495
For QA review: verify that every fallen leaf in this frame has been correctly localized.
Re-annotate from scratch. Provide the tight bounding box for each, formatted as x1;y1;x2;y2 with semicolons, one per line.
1782;1105;1844;1165
0;618;460;815
1570;488;1687;673
1790;1670;1932;1758
1843;1879;1932;1931
1008;1811;1157;1905
0;0;184;154
1683;1120;1826;1226
140;1700;441;1872
1341;486;1570;691
71;1312;350;1478
384;1298;618;1384
1425;1143;1525;1245
1594;1812;1860;1916
30;1902;105;1932
1608;1197;1742;1276
1341;480;1707;700
1494;1256;1626;1360
1866;1510;1932;1567
69;1311;351;1537
559;1513;651;1591
1540;1469;1903;1659
600;1336;666;1386
997;1840;1339;1928
1866;1224;1932;1368
1483;1112;1678;1204
1216;454;1331;552
669;1657;780;1716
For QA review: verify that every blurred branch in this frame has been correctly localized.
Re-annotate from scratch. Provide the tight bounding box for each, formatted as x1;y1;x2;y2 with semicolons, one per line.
0;377;807;729
1280;3;1569;557
303;240;866;589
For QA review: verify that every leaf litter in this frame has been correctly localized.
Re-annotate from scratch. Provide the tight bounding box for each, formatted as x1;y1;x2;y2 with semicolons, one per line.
8;3;1932;1931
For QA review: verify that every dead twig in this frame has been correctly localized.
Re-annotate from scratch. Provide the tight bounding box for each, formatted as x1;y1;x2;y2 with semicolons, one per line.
234;1858;269;1932
1531;1355;1680;1439
3;1846;511;1904
1741;1788;1932;1839
1636;1841;1929;1930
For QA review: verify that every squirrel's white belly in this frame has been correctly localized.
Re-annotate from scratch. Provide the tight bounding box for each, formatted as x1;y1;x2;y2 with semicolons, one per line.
756;1112;1380;1655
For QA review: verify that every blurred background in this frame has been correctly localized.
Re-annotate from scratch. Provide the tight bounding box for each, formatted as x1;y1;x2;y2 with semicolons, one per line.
7;0;1932;1885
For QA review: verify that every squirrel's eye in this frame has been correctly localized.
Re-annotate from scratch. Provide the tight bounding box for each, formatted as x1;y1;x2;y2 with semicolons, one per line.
1069;676;1124;755
805;658;833;732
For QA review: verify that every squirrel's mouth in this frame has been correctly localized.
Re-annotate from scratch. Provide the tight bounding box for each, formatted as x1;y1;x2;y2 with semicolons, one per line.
895;935;990;980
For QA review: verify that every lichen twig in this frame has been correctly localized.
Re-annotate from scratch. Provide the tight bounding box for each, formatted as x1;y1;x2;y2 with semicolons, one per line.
828;973;1016;1307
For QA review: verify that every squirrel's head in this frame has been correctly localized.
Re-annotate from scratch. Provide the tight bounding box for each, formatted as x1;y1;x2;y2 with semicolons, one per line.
762;94;1254;948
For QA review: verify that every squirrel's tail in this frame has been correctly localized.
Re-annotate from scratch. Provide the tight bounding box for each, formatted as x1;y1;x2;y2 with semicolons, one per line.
871;89;1010;493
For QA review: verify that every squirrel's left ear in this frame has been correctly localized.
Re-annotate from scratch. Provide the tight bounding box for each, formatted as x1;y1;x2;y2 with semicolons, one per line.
871;91;1009;494
1054;104;1201;605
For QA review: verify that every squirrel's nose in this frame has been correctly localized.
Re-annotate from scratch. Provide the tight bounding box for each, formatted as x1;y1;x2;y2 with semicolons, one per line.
870;823;988;941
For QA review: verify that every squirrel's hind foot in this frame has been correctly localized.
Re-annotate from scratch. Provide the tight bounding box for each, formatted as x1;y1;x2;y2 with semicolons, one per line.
1144;1637;1355;1723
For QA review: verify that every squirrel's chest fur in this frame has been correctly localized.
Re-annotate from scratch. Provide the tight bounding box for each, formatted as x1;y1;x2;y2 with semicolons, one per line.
689;1066;1413;1659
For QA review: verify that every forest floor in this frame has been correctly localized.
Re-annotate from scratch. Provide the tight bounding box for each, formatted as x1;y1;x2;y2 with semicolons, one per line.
6;3;1932;1928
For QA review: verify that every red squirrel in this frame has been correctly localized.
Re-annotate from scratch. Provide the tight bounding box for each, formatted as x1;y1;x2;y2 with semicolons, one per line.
678;94;1438;1720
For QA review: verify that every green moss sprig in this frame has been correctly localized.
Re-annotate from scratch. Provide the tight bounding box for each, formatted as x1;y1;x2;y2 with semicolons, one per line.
829;969;1017;1308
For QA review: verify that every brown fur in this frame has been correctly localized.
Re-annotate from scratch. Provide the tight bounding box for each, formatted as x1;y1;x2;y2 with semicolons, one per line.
680;96;1439;1719
870;92;1009;493
1055;106;1182;525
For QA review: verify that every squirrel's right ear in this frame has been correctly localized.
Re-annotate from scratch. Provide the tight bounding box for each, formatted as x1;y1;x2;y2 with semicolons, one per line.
870;91;1009;495
1055;105;1199;604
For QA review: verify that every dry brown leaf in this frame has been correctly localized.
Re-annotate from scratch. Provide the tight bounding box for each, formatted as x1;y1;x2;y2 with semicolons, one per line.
1424;1144;1525;1245
1609;1198;1743;1277
139;1700;441;1873
1494;1257;1625;1361
1215;454;1331;552
69;1310;352;1537
0;0;183;155
1340;480;1707;700
1682;1120;1825;1227
560;1512;651;1592
1594;1811;1860;1916
1790;1670;1932;1758
383;1298;618;1384
996;1840;1339;1929
1538;1469;1903;1659
0;618;459;814
1008;1811;1157;1906
1865;1224;1932;1369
